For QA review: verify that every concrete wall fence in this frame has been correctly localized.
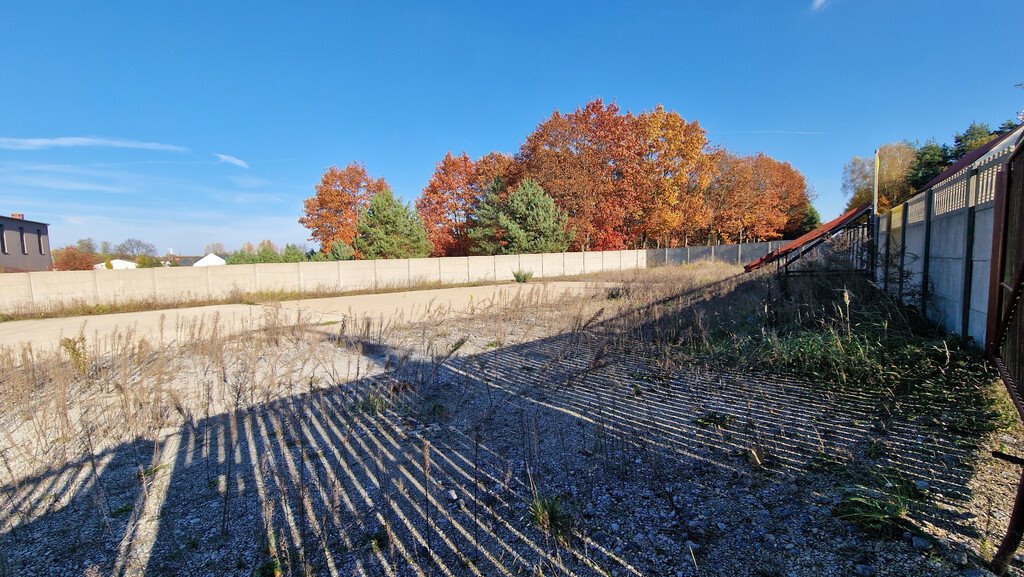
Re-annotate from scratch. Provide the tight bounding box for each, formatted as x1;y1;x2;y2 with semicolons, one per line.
875;130;1020;344
0;241;785;313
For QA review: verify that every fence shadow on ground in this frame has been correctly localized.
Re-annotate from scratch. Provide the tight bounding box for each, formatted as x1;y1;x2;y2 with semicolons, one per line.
0;272;995;576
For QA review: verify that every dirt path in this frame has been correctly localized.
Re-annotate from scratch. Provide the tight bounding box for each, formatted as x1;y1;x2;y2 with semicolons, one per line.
0;280;612;352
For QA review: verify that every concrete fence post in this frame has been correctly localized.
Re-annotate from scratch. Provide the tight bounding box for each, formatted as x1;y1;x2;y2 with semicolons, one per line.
898;203;908;302
920;188;935;317
151;268;158;299
91;269;99;304
338;260;344;289
27;272;35;306
206;267;213;297
961;170;979;338
297;262;304;292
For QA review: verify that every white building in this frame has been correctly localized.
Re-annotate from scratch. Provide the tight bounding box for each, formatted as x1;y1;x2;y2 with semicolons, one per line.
94;259;138;270
192;253;226;267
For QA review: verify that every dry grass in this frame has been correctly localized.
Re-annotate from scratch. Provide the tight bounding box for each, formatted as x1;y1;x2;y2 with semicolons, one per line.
0;258;1011;577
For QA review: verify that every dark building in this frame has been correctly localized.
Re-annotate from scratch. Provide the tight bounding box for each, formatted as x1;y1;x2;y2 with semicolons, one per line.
0;213;52;272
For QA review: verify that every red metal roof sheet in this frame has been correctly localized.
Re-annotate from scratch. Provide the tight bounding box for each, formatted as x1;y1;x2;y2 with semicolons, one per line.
743;203;871;272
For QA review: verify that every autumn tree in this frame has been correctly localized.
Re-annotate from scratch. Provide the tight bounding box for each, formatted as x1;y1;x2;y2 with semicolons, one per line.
842;142;916;212
417;152;479;257
517;99;643;250
634;105;716;246
353;189;432;259
300;163;388;253
468;179;570;255
417;151;518;257
52;246;96;271
749;153;813;239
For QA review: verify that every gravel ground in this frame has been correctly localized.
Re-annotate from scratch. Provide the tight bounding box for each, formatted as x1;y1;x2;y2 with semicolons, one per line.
1;264;1021;577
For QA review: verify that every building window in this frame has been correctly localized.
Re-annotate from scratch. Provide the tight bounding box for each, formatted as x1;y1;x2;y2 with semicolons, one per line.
19;227;26;255
37;229;44;254
0;225;6;254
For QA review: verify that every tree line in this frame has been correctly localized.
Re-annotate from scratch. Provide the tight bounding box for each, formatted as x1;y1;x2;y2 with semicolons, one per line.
301;99;821;259
842;118;1022;212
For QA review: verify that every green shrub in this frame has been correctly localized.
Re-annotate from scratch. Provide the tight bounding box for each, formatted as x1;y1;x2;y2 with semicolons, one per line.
512;269;533;283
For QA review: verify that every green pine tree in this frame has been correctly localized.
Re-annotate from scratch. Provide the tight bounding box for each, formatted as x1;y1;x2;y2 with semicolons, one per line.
353;189;432;259
907;140;951;190
468;179;571;255
951;122;997;161
281;243;306;262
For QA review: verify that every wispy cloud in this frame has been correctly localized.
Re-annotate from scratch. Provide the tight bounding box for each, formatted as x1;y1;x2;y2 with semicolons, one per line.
0;136;187;152
811;0;828;10
214;153;249;169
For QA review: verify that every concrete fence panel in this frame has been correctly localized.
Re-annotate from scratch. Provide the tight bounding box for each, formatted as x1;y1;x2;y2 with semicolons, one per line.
494;254;521;281
518;254;544;277
563;252;585;275
339;260;376;290
298;261;342;292
93;269;152;303
687;246;711;262
207;264;257;296
541;252;564;277
374;259;409;288
255;263;300;293
467;256;497;282
408;258;442;285
439;257;469;284
0;273;32;310
583;251;603;273
29;270;97;307
714;244;740;264
149;267;206;301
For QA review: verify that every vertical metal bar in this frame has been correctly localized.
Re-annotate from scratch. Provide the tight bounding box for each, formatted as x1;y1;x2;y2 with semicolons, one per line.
962;170;978;339
921;188;935;317
991;466;1024;575
868;213;877;277
883;213;892;292
987;167;1011;355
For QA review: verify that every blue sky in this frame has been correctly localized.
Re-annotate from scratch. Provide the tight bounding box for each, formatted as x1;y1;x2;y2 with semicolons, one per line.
1;1;1021;254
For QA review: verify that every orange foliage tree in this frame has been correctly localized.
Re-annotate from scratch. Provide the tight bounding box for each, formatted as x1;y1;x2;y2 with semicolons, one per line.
749;154;813;238
701;152;808;243
51;246;96;271
517;99;643;250
300;163;389;252
417;151;516;256
417;152;477;257
634;105;717;246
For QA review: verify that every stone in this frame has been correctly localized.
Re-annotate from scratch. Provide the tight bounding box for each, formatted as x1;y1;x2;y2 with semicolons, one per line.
914;480;930;493
912;536;933;551
853;564;875;576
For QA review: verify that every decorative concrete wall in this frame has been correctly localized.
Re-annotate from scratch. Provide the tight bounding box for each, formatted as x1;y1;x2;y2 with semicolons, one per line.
875;144;1008;344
